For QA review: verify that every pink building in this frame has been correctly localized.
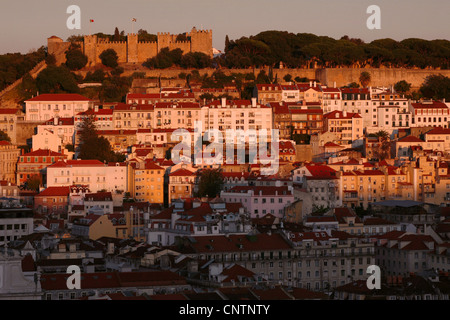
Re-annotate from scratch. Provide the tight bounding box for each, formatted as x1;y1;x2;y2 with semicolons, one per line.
220;186;294;219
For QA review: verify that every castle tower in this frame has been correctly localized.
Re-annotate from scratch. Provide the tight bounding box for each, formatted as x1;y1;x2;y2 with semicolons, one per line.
83;35;98;67
189;27;213;58
127;33;139;63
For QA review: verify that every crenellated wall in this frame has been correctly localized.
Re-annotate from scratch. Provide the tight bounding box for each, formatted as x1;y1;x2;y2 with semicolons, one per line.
48;28;213;67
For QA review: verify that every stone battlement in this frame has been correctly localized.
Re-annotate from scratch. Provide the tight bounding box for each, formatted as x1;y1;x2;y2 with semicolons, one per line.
49;27;213;67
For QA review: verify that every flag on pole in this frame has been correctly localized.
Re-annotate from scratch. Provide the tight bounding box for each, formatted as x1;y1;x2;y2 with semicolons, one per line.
132;18;137;22
90;19;94;23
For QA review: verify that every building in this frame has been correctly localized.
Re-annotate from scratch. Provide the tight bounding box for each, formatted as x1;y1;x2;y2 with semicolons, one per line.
34;186;71;217
220;185;294;219
323;111;363;147
16;149;68;186
168;167;197;204
148;198;251;246
36;117;75;149
40;270;189;300
0;108;25;145
128;160;165;204
46;160;128;193
203;99;273;140
0;247;41;300
410;100;450;129
0;208;34;245
25;94;94;122
0;141;20;183
32;129;62;154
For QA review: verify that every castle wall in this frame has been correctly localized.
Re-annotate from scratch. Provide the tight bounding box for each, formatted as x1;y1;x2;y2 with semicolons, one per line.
316;68;450;89
189;29;213;58
96;41;128;64
137;42;158;63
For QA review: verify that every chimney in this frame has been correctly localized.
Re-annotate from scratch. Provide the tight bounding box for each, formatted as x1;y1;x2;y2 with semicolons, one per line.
309;81;313;87
313;81;316;87
221;97;226;108
54;117;58;126
251;97;257;107
302;100;306;106
94;105;99;112
334;82;336;88
343;111;347;117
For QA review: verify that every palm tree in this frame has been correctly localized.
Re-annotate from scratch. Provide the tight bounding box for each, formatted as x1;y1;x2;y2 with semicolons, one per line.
372;130;390;161
359;71;371;88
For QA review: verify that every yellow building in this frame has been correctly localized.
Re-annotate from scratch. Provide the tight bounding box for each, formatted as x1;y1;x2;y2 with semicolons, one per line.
128;159;165;204
72;211;146;242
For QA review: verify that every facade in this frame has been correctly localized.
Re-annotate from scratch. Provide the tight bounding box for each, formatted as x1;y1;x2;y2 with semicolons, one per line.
0;141;20;183
220;186;294;219
0;108;25;145
16;149;67;186
25;94;94;122
168;167;197;204
410;101;449;128
46;160;128;193
323;111;363;147
34;186;71;217
128;160;165;204
0;208;34;245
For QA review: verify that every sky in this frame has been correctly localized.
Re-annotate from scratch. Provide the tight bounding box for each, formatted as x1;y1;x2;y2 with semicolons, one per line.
0;0;449;54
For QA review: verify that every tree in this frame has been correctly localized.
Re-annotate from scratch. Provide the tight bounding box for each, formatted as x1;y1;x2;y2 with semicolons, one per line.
225;35;231;53
196;169;223;198
283;74;293;83
25;175;42;191
78;114;125;162
419;74;450;101
372;130;391;161
113;27;121;41
36;65;80;94
359;71;371;88
65;44;88;70
99;49;119;68
394;80;412;94
0;130;11;142
45;54;56;66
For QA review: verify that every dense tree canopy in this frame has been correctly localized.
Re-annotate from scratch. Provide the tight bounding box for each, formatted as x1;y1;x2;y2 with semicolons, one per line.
78;114;125;162
99;49;119;68
143;47;212;69
216;31;450;69
419;74;450;101
65;44;88;71
196;169;224;198
35;65;80;94
0;46;46;91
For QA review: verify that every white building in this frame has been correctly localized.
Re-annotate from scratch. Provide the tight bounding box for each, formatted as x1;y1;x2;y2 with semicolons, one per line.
36;117;75;148
25;94;94;122
46;160;128;193
32;129;62;153
410;100;450;128
0;208;34;245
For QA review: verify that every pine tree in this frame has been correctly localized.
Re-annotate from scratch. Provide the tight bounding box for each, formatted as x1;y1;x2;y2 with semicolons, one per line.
225;35;230;53
113;27;120;41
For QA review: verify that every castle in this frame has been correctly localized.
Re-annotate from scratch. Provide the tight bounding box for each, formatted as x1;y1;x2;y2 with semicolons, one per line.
48;27;213;66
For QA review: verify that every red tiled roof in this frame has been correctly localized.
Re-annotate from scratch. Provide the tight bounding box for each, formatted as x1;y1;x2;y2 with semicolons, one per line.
398;135;424;143
324;110;362;119
49;159;104;168
23;149;65;157
26;94;92;102
411;101;448;109
426;127;450;135
36;186;70;197
187;233;292;253
0;108;21;114
40;271;186;290
169;168;195;177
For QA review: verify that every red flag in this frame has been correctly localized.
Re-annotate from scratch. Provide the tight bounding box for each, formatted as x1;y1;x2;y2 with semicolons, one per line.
90;19;94;23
